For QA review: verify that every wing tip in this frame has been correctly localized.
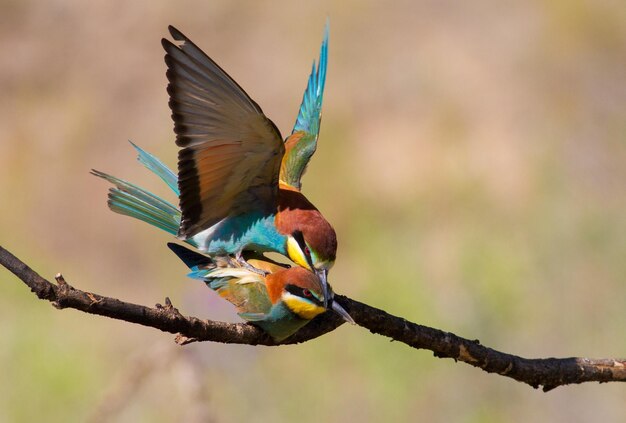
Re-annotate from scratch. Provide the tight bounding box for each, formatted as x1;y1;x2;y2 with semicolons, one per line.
323;18;330;45
161;26;187;53
168;25;185;41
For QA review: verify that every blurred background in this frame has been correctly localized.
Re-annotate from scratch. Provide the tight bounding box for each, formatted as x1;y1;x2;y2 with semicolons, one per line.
1;0;626;421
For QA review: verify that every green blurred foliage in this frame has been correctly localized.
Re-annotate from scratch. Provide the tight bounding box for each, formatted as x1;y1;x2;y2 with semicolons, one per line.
1;0;626;421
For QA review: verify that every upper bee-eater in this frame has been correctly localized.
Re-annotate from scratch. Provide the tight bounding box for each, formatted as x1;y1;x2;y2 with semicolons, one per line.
161;25;336;299
91;145;353;341
168;243;353;341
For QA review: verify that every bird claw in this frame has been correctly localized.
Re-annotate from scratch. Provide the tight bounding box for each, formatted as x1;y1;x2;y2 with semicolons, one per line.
234;255;269;276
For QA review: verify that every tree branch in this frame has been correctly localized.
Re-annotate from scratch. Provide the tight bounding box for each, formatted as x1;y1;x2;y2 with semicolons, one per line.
2;244;625;391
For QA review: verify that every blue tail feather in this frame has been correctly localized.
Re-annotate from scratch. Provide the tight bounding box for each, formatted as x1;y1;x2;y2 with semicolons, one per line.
129;141;180;195
91;168;197;246
108;190;179;235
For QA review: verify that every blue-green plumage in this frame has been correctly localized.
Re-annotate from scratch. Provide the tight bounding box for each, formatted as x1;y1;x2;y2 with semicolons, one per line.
161;25;338;299
93;144;354;341
293;22;328;138
167;243;326;342
246;301;312;342
131;141;179;195
91;23;356;340
92;144;286;256
90;168;182;238
280;22;329;191
188;212;288;257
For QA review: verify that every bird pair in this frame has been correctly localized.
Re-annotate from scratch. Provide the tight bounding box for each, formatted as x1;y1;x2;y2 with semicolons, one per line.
93;24;354;341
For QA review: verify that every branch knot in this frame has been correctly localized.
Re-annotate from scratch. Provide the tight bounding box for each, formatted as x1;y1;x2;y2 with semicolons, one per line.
2;244;626;391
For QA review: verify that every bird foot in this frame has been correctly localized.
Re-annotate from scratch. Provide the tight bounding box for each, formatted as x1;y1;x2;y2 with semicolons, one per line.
234;255;269;276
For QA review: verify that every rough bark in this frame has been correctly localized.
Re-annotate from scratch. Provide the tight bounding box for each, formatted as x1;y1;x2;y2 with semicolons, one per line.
2;244;625;392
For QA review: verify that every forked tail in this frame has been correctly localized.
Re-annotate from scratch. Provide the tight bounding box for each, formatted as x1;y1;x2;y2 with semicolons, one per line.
91;143;196;247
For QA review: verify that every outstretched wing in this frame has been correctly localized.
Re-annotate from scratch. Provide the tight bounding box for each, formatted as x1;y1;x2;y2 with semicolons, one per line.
163;26;285;239
280;23;329;191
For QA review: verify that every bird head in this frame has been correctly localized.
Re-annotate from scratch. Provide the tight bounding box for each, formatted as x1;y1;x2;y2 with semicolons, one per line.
286;227;336;306
276;186;337;296
269;266;353;324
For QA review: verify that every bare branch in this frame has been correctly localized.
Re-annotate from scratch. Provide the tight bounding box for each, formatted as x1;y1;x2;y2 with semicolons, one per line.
2;244;625;391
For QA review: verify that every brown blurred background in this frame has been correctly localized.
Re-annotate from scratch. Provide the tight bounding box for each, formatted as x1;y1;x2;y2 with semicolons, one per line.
1;1;626;421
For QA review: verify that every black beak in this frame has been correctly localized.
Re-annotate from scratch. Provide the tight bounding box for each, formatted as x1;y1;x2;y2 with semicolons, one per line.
331;300;355;324
315;268;329;308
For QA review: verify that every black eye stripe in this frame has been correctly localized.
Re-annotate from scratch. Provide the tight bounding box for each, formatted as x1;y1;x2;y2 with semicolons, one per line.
292;231;307;251
292;230;315;271
285;284;323;306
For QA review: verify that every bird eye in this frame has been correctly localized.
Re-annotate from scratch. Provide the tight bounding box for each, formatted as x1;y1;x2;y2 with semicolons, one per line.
302;289;312;297
304;245;311;256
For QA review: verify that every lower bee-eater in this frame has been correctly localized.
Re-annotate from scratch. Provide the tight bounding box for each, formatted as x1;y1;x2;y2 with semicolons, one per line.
168;243;353;341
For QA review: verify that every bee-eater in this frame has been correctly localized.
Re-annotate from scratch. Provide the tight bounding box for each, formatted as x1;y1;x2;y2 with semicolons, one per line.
161;25;336;298
168;242;353;342
91;145;353;341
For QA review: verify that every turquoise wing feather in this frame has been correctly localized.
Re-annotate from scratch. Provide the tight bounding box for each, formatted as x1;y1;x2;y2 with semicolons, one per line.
292;22;328;138
280;22;329;190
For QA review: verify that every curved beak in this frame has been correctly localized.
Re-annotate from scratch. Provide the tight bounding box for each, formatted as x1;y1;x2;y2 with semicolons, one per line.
331;300;356;325
315;268;329;308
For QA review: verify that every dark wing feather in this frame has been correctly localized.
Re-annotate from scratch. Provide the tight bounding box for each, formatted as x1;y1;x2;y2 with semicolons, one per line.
163;26;285;238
